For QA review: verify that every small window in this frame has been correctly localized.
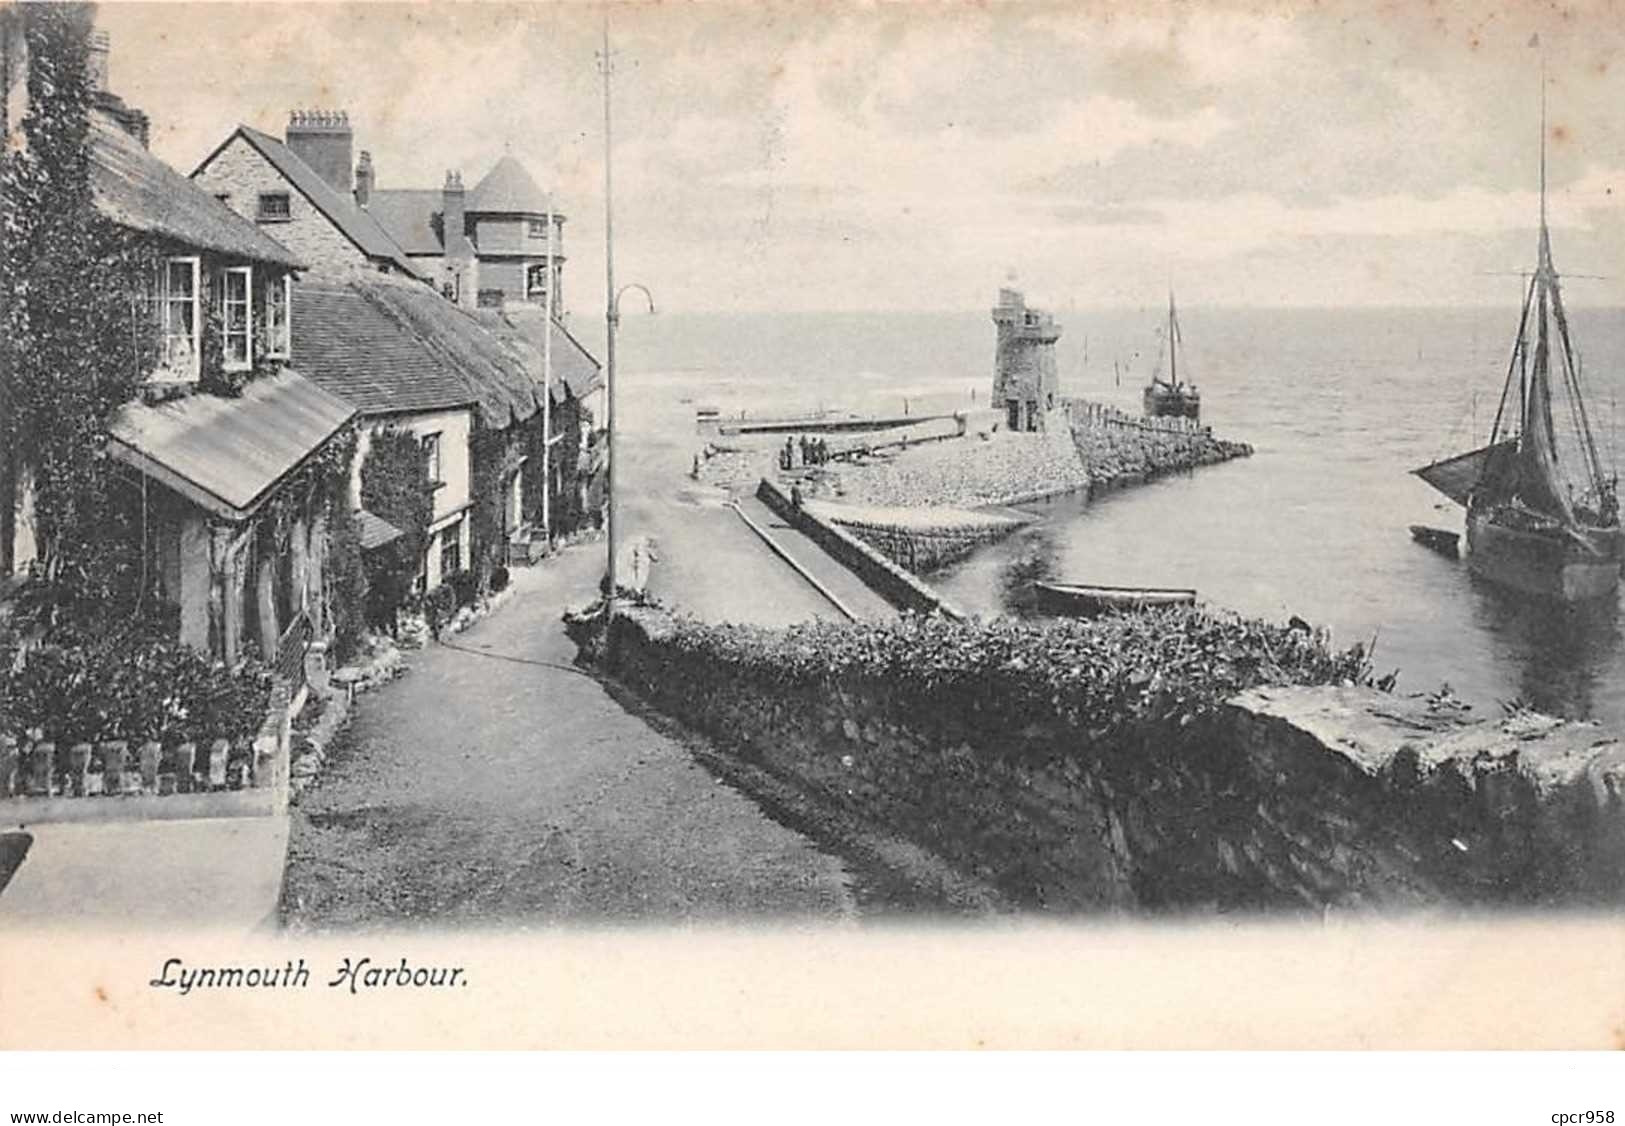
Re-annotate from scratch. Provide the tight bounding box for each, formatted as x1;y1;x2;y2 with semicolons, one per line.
265;274;292;358
424;433;442;484
440;522;462;578
221;265;253;370
527;218;548;238
257;192;291;221
154;256;200;380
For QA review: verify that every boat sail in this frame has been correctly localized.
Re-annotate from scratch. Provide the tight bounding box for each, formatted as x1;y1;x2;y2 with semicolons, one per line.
1143;291;1201;421
1412;88;1621;601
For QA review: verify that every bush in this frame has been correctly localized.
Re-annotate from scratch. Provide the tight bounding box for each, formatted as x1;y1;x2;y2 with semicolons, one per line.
489;565;510;593
446;568;479;609
0;631;273;746
423;582;458;635
616;606;1375;745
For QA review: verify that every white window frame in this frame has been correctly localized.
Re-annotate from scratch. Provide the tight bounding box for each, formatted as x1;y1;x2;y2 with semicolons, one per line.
265;273;292;359
221;265;254;372
424;432;443;484
155;255;201;382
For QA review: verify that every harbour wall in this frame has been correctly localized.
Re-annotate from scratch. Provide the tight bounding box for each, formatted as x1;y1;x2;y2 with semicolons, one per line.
755;478;964;619
821;513;1024;575
594;608;1625;913
1063;398;1254;487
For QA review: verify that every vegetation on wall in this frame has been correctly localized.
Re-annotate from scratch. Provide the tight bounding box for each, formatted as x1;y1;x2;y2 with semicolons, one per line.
358;425;431;633
0;2;159;623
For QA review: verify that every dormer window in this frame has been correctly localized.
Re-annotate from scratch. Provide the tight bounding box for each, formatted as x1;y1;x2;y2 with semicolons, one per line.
265;274;292;358
154;255;200;381
257;192;291;221
221;266;253;370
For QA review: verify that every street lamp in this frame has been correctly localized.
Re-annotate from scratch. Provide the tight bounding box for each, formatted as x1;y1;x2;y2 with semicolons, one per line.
603;281;654;636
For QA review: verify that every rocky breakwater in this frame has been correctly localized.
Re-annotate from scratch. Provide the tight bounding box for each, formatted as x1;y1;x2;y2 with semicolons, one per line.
824;424;1089;509
1067;403;1252;489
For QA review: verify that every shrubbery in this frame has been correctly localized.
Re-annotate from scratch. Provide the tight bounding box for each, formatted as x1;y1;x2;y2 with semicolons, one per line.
624;607;1376;742
0;631;273;746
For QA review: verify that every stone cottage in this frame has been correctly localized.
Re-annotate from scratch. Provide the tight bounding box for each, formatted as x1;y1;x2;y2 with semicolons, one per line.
292;273;600;591
189;112;424;281
3;28;357;672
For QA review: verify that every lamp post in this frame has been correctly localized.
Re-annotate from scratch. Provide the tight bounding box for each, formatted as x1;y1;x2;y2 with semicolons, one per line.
603;281;655;636
599;15;656;645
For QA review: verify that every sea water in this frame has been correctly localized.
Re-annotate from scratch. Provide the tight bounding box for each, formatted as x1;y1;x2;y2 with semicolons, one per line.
612;305;1625;727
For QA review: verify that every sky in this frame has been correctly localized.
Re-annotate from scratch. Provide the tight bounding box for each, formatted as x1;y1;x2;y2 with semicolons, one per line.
94;0;1625;313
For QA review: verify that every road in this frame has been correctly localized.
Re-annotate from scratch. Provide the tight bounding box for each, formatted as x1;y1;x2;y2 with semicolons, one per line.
280;542;855;929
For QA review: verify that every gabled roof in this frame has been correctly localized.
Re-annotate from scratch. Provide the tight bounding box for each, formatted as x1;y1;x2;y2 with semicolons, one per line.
292;278;477;417
366;188;445;256
89;113;302;268
200;125;425;280
484;307;602;406
355;276;544;428
107;371;356;522
468;154;550;215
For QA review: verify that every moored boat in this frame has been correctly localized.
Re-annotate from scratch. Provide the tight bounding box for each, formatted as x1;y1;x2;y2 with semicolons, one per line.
1142;291;1201;421
1411;85;1621;602
1035;581;1197;617
1409;525;1461;558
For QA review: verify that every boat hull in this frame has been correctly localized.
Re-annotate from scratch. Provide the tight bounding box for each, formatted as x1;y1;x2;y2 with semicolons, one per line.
1143;385;1200;421
1465;510;1623;601
1035;582;1197;617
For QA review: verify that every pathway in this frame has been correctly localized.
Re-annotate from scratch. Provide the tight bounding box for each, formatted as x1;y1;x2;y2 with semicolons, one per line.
280;542;855;930
732;495;897;621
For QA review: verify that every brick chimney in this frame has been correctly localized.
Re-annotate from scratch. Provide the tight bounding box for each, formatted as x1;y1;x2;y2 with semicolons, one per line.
285;109;353;193
441;170;469;258
354;149;373;207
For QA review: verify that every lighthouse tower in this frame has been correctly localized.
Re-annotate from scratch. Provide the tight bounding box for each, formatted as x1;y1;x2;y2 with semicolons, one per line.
990;288;1062;432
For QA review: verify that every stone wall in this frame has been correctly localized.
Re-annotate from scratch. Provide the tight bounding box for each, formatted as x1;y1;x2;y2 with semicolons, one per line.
0;677;297;825
1064;398;1253;486
192;135;373;275
600;609;1625;914
755;478;963;618
819;508;1029;574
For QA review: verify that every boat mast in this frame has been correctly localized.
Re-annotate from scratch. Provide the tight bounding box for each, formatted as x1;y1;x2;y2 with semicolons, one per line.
1168;290;1177;388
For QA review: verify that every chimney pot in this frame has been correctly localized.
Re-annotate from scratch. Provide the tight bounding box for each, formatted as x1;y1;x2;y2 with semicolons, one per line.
285;107;354;194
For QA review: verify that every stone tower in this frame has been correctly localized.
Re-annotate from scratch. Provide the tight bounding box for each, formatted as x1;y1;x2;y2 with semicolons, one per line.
991;288;1062;432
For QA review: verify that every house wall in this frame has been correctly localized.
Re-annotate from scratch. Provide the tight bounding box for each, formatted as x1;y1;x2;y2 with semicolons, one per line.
9;467;36;576
192;135;372;275
176;510;210;651
471;215;526;256
476;259;526;301
352;408;472;589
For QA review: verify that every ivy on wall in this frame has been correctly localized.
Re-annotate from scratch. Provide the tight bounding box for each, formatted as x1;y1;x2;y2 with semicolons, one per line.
358;425;431;632
0;2;159;625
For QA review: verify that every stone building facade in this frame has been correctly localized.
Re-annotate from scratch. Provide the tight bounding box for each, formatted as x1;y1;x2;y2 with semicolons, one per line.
990;288;1062;433
190;113;423;280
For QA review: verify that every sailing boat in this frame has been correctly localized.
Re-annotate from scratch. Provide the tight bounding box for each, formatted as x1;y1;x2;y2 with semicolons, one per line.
1412;89;1621;601
1143;291;1201;421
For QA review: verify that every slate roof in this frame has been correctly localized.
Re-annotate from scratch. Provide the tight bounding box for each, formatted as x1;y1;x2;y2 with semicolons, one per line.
292;279;477;417
208;126;424;280
484;307;602;406
468;154;550;215
356;276;545;428
107;371;356;522
357;509;405;551
366;188;445;256
89;113;302;268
